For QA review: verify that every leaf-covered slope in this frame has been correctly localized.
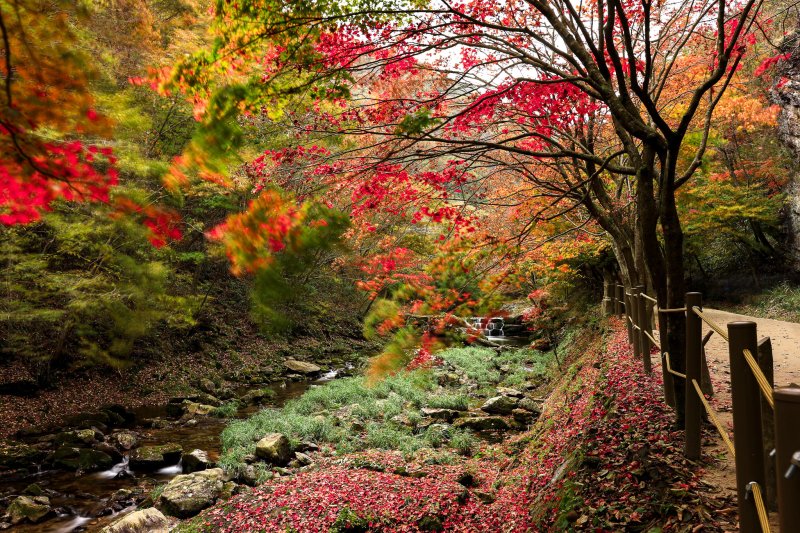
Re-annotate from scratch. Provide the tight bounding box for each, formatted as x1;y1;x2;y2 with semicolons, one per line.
179;321;735;532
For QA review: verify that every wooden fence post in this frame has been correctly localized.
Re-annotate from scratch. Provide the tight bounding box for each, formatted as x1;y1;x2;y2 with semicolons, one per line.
728;321;765;533
657;300;676;409
602;281;613;316
757;337;776;510
615;285;624;316
637;286;652;374
631;287;641;361
700;331;714;397
625;288;634;345
774;386;800;533
684;292;702;460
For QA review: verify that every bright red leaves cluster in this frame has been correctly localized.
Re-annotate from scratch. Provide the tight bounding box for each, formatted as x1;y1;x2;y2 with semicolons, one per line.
113;196;183;248
0;139;119;225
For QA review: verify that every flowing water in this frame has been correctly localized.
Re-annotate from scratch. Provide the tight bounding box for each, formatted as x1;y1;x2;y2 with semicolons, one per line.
470;317;530;346
1;370;346;532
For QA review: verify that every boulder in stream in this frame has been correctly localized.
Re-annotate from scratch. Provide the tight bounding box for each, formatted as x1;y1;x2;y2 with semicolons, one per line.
255;433;291;465
166;398;187;418
158;468;225;518
182;449;212;473
129;443;182;470
167;397;219;417
50;446;114;471
183;401;216;416
480;395;517;415
189;392;222;407
94;442;123;463
66;411;112;429
54;429;100;447
284;359;322;375
241;388;274;406
0;440;46;470
6;495;53;524
101;507;169;533
22;483;44;496
112;430;139;450
101;404;137;425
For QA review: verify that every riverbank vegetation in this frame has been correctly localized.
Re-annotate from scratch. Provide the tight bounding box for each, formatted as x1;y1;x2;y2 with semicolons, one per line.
179;322;737;532
218;343;560;477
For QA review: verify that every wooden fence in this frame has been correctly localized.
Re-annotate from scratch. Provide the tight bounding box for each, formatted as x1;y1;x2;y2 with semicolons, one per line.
603;282;800;533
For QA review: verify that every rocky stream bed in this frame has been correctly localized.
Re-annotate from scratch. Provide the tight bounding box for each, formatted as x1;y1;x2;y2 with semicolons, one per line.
1;340;545;533
0;359;349;532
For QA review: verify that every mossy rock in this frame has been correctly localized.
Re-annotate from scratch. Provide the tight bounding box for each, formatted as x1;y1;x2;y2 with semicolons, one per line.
101;507;169;533
54;429;100;447
7;495;53;524
112;430;139;450
130;443;183;470
452;417;511;431
255;433;291;465
157;468;224;518
23;483;44;496
50;446;114;472
66;411;111;428
101;404;137;425
0;440;46;470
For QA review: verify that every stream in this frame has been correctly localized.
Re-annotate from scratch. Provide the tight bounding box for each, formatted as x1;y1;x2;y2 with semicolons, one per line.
0;369;344;532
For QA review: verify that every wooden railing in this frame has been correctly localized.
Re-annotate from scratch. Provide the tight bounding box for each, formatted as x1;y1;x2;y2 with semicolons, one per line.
602;282;800;533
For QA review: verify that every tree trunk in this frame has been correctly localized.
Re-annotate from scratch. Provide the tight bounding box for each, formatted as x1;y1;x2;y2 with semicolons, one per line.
659;153;688;425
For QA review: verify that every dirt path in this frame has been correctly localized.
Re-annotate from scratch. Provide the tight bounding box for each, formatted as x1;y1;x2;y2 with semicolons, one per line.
667;308;800;531
702;308;800;388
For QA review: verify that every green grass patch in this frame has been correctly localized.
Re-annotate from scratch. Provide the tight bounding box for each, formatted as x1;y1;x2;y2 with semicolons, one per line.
211;401;241;418
219;371;454;472
220;343;560;473
426;393;470;410
730;282;800;323
438;347;501;385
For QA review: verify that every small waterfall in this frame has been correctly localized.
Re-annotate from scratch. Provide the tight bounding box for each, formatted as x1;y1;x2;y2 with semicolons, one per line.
485;317;505;338
467;315;533;345
95;456;131;480
53;515;91;533
318;369;339;381
470;317;506;337
156;459;182;476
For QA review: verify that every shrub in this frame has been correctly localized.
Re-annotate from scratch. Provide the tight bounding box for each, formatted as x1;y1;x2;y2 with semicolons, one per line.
735;282;800;322
331;506;373;533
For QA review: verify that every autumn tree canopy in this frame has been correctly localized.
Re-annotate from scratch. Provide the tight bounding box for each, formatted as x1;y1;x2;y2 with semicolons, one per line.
0;0;792;391
156;0;781;417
